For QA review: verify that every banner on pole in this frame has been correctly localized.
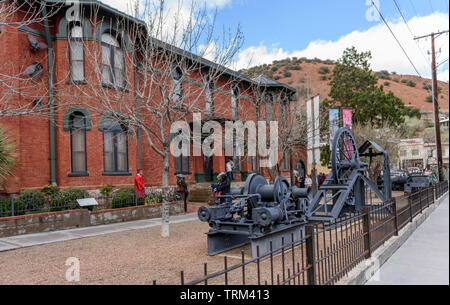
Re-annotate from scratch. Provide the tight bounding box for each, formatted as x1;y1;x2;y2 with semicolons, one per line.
342;108;353;130
329;109;339;146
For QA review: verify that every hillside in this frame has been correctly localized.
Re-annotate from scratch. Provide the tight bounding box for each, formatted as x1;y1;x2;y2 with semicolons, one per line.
240;57;449;114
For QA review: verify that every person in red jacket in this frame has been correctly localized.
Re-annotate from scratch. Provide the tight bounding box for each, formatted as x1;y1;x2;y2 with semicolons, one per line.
134;169;145;198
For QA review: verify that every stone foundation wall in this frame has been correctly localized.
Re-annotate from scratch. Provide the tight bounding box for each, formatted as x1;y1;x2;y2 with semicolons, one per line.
0;202;183;238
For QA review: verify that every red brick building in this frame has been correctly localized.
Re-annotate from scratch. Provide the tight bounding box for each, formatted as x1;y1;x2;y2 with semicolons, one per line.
0;0;306;194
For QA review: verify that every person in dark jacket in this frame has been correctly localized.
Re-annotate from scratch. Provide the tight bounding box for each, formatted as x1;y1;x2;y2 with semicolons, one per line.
211;172;231;203
176;174;189;212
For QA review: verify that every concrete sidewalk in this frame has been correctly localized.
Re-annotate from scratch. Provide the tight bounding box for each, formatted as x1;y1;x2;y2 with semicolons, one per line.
0;212;199;252
366;193;449;285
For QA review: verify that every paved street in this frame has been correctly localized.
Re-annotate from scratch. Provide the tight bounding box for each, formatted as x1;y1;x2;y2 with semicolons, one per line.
366;193;449;285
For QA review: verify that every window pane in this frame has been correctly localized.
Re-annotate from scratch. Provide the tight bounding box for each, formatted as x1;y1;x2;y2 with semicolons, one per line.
72;152;86;172
114;68;124;87
117;153;127;172
72;61;84;81
70;26;83;38
102;45;111;65
182;156;189;173
104;131;113;152
117;132;127;153
102;65;112;84
101;33;119;47
70;41;83;60
104;152;114;172
114;49;123;69
72;129;85;151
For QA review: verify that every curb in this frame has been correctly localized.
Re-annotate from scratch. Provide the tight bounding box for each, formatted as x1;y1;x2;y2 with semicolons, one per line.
337;192;449;285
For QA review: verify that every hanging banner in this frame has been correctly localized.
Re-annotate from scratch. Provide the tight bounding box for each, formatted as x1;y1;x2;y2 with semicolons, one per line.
329;109;339;146
342;108;353;130
306;95;321;167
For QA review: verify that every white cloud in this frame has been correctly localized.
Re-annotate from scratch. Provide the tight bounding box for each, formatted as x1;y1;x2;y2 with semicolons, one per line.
437;69;449;82
232;12;449;81
99;0;233;46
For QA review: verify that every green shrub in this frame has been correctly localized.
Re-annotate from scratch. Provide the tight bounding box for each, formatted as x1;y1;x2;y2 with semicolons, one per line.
423;82;432;91
0;195;26;217
393;78;400;83
426;95;433;103
401;79;408;84
41;184;59;197
100;184;114;196
145;193;163;205
283;71;292;78
384;81;390;86
375;70;391;80
50;187;84;211
318;66;330;75
407;80;416;87
112;187;144;208
320;75;327;81
16;189;45;212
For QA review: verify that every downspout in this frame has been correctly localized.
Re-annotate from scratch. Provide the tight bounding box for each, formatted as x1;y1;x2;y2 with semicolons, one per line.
134;52;142;169
41;3;57;186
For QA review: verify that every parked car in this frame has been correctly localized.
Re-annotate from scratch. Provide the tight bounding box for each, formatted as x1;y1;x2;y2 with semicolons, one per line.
404;174;434;194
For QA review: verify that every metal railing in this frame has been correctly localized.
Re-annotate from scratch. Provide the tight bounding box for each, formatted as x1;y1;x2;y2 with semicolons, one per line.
163;181;448;286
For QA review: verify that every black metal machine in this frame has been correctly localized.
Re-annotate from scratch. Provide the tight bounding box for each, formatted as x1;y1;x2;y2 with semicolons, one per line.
198;127;393;257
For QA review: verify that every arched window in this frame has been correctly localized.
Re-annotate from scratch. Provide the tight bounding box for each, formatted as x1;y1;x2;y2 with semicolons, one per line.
203;75;215;116
231;83;240;121
101;117;129;173
101;33;125;88
69;112;87;174
69;24;84;82
265;92;274;122
172;65;184;108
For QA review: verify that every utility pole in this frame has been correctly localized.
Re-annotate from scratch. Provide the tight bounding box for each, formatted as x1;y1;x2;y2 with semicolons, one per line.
414;30;448;182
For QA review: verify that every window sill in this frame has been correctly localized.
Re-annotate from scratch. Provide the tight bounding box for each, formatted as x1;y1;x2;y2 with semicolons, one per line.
68;172;89;177
66;80;87;85
175;172;192;175
103;172;132;176
102;83;129;92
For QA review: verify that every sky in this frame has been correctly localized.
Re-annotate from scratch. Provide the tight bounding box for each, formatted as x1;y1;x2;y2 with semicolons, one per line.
100;0;449;82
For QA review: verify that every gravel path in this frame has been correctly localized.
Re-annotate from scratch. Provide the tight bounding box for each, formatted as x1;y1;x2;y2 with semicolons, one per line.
0;220;231;285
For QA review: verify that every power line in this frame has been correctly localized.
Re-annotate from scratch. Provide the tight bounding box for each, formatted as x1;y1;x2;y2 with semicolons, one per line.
393;0;431;69
370;0;424;78
409;0;419;16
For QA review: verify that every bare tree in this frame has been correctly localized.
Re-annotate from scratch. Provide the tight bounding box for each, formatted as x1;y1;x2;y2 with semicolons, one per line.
0;0;63;118
61;0;244;237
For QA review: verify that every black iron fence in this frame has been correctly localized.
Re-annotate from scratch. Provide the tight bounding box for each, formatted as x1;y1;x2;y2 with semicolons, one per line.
169;181;448;286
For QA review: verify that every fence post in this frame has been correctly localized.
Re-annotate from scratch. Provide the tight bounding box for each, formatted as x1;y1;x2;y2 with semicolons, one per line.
408;195;413;223
305;225;316;285
392;198;399;236
9;194;14;217
135;189;138;206
419;190;423;214
363;208;372;259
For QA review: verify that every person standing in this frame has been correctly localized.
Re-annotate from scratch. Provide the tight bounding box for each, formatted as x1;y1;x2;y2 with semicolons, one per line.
134;169;145;198
176;174;189;213
226;158;234;182
305;174;313;188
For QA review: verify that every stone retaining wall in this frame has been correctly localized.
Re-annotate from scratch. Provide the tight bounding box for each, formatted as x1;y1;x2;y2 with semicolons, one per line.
0;202;183;238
